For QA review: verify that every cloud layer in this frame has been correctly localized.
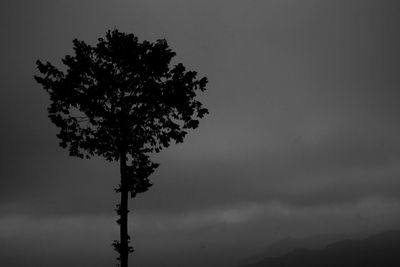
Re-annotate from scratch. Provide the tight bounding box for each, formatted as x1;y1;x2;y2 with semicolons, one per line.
1;0;400;266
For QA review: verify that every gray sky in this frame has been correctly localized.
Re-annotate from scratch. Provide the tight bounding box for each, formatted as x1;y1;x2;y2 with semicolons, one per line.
1;1;400;266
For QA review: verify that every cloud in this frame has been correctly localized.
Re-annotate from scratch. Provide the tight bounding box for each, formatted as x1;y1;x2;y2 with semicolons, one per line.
2;1;400;265
1;197;400;267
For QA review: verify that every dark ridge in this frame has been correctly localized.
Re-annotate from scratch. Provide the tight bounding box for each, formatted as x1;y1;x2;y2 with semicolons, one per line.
240;230;400;267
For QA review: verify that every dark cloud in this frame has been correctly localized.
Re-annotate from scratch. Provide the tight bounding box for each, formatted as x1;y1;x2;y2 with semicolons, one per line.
1;0;400;266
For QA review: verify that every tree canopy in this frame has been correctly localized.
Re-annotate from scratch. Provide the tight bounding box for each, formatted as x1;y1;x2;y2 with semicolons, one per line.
35;29;208;195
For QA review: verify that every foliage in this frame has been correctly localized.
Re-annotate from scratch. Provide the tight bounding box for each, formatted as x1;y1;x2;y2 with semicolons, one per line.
35;29;208;196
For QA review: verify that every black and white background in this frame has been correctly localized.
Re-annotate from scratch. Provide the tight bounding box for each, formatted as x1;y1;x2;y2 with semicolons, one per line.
1;1;400;266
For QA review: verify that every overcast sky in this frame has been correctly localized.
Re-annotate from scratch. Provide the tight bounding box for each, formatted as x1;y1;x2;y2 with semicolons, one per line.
1;1;400;266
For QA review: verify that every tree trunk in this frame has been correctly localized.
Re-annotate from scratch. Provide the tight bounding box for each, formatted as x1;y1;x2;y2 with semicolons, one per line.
119;150;130;267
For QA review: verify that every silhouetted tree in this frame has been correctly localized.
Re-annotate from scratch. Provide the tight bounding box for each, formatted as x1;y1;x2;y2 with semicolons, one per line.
34;29;208;267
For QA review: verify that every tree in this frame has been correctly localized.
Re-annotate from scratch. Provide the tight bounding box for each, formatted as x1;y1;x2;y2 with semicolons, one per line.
34;29;208;267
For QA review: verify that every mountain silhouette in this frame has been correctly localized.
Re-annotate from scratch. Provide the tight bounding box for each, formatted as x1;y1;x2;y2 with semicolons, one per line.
240;230;400;267
239;233;355;265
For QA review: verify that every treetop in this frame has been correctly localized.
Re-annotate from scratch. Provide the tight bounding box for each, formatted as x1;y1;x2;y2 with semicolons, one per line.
35;29;208;162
